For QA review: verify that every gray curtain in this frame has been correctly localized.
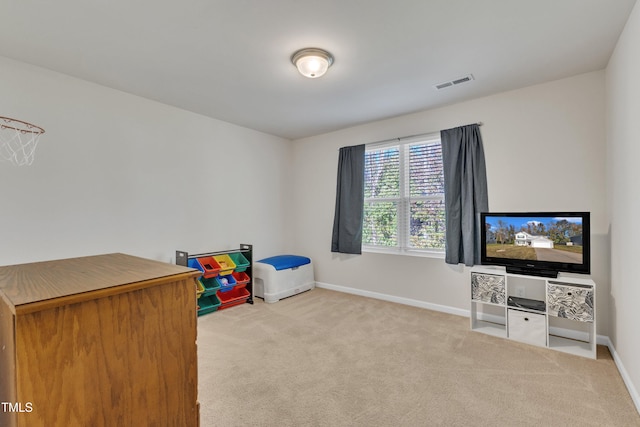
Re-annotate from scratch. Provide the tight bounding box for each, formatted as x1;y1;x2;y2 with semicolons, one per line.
331;144;365;254
440;124;488;266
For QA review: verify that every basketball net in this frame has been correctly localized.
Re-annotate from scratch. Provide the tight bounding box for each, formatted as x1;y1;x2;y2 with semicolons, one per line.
0;116;45;166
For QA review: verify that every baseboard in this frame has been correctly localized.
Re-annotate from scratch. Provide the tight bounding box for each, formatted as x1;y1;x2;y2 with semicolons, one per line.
315;281;640;416
315;282;468;318
603;337;640;415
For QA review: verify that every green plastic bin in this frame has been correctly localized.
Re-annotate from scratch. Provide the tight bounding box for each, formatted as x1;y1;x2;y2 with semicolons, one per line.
201;277;221;297
229;252;250;272
197;294;221;316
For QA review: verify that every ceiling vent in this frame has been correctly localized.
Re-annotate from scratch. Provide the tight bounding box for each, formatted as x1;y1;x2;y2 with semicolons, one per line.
434;74;474;90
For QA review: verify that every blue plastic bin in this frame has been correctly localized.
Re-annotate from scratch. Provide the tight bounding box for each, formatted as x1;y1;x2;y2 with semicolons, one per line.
215;274;237;292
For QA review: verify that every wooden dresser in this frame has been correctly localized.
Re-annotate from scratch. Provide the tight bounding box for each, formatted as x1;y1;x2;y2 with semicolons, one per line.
0;253;201;427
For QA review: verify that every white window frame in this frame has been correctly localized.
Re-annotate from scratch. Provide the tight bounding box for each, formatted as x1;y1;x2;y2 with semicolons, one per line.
362;133;446;258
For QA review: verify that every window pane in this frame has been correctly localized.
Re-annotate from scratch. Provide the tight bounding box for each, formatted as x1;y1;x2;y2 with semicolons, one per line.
363;136;445;254
365;147;399;198
409;143;444;197
363;201;397;247
410;199;445;249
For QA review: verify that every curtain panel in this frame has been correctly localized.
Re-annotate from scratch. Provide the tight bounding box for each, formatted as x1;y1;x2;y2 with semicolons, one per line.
331;144;365;254
440;124;489;266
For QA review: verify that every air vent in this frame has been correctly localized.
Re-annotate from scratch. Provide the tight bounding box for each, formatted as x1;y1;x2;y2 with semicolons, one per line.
435;82;453;90
434;74;474;90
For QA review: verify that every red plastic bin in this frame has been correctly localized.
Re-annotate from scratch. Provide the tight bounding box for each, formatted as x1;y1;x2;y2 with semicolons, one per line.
231;271;250;287
196;256;221;278
217;287;250;310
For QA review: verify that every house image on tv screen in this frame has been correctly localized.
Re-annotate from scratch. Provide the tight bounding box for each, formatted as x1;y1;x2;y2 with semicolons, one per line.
514;231;554;248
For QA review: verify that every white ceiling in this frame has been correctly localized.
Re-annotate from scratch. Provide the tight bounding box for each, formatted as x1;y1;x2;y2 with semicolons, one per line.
1;0;636;140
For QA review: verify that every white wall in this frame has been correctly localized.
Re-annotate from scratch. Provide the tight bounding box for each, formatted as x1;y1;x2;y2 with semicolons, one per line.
0;56;293;265
606;0;640;410
291;71;608;332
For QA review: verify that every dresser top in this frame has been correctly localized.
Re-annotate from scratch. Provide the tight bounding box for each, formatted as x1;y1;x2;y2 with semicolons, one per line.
0;253;199;310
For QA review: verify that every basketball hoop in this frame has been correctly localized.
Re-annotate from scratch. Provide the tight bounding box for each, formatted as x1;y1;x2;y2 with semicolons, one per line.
0;116;45;166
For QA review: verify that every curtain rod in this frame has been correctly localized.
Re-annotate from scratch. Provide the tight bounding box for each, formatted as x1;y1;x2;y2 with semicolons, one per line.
365;122;483;147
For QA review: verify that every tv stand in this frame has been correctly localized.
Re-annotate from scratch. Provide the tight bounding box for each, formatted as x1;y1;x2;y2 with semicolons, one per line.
505;266;558;278
470;266;596;359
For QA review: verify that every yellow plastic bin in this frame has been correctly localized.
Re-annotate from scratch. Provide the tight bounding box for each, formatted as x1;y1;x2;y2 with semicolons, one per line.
196;279;205;299
213;254;236;276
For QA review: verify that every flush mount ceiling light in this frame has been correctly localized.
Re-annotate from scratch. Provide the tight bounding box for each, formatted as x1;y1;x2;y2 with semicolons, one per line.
291;48;334;78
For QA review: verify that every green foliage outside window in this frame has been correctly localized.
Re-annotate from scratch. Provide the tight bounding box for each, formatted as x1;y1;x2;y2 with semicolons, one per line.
363;140;445;252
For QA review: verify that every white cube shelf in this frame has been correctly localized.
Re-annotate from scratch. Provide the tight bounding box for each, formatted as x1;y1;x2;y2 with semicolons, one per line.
470;266;596;359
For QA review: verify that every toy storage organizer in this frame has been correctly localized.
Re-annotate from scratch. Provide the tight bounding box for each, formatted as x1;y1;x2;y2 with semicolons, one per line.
254;255;315;303
176;244;253;316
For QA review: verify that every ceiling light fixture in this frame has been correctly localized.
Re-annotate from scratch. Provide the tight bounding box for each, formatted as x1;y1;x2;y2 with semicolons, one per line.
291;48;334;79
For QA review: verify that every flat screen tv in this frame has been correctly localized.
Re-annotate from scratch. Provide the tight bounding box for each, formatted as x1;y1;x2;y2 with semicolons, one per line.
480;212;590;278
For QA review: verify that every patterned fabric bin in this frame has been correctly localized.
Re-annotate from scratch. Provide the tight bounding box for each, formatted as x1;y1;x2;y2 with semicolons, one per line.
547;282;594;322
471;273;506;305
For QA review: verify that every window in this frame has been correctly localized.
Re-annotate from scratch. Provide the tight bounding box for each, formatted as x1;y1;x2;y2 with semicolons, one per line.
363;134;445;255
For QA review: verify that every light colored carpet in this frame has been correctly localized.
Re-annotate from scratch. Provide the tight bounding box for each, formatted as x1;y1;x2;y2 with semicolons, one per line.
197;288;640;426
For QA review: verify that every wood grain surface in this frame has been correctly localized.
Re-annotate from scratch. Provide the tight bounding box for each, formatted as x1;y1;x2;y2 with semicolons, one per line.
0;253;200;427
0;253;199;315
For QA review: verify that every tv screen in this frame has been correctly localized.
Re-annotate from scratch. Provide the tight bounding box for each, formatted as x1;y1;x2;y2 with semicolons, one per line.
480;212;590;277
